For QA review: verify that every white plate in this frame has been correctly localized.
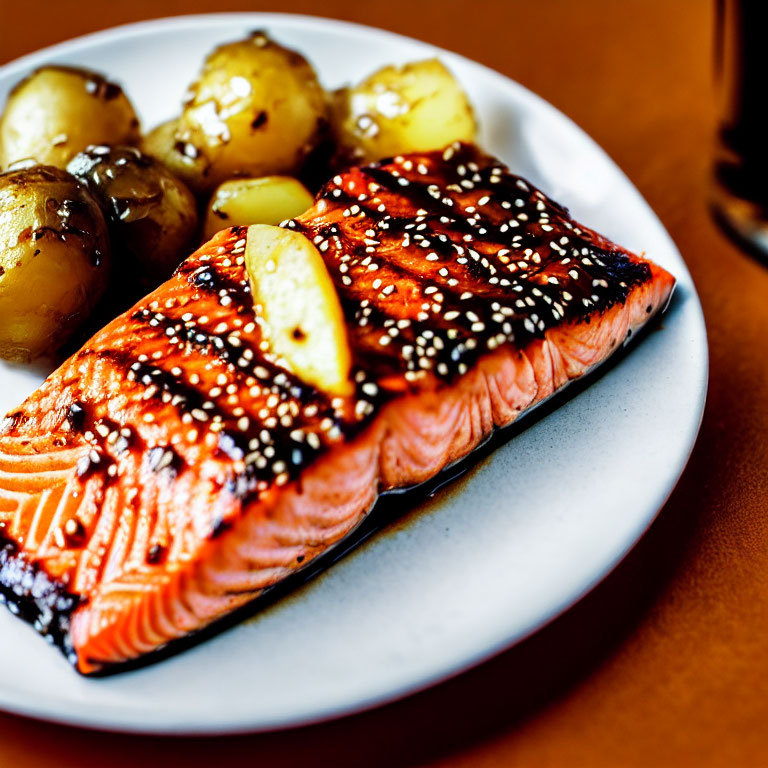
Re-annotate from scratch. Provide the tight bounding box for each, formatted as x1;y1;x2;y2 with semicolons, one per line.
0;13;708;734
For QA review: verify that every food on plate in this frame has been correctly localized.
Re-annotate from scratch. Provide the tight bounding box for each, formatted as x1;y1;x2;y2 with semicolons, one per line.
0;144;675;673
245;224;353;396
0;66;140;170
203;176;314;240
330;59;477;164
67;145;198;287
0;166;110;362
142;32;327;193
0;33;481;357
140;117;211;194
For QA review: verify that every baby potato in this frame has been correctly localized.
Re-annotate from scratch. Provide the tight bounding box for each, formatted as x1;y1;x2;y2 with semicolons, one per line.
160;31;327;193
203;176;314;241
141;117;211;195
68;145;198;287
331;59;477;164
0;66;140;170
0;166;110;362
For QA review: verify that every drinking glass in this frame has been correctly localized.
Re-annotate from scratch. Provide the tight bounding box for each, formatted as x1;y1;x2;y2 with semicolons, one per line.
713;0;768;257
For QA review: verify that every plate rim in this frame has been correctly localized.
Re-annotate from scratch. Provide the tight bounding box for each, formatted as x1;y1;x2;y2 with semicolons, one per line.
0;11;709;734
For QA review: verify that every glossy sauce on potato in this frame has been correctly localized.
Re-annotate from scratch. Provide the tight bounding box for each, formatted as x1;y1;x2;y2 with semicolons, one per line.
0;166;110;361
68;146;198;289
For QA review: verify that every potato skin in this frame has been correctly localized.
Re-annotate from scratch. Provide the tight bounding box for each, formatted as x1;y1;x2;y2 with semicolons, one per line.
203;176;314;240
140;118;210;196
68;145;198;287
0;166;110;362
144;32;327;193
0;66;140;170
331;59;477;164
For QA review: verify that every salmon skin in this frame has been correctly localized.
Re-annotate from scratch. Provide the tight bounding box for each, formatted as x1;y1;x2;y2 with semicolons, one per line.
0;143;675;674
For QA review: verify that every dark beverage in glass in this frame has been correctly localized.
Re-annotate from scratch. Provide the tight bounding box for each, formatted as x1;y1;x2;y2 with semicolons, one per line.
713;0;768;256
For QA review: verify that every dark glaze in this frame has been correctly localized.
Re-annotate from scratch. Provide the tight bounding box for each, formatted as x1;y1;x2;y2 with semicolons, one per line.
1;165;108;268
292;142;650;385
49;195;108;268
66;145;198;287
65;402;86;431
0;535;79;665
67;146;164;225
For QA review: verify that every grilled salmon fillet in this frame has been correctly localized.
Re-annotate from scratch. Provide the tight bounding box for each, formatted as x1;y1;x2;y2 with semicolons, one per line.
0;143;675;673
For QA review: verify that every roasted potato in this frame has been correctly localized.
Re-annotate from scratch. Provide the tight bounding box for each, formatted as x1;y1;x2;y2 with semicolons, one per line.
140;118;211;194
0;166;110;362
0;66;140;170
330;59;477;164
68;145;198;287
203;176;314;240
144;32;327;193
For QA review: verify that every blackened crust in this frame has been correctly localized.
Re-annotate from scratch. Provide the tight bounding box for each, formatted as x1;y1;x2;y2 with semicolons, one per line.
0;532;80;665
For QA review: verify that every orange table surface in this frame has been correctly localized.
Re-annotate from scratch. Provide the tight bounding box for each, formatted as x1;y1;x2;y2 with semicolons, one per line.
1;1;767;766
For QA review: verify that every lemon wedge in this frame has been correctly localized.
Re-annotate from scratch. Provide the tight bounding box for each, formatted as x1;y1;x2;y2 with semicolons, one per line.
245;224;353;397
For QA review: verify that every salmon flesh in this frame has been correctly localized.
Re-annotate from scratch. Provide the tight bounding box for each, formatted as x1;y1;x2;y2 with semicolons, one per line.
0;143;675;673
